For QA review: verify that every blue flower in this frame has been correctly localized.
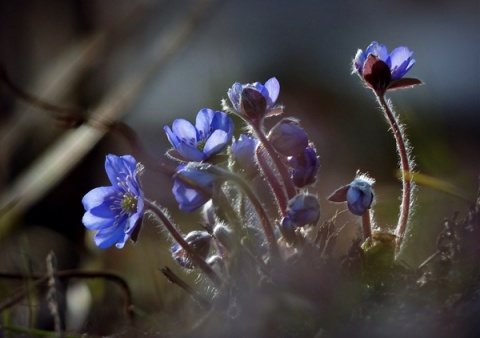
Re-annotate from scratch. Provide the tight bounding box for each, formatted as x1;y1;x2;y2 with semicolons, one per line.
231;134;259;177
268;118;309;156
173;164;216;212
164;108;234;162
228;77;279;112
328;175;374;216
288;146;320;188
354;41;415;81
82;154;144;249
285;194;321;227
346;177;374;216
225;77;281;124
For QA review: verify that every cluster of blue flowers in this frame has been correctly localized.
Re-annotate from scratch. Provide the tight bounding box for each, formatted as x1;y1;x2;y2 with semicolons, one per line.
81;41;420;283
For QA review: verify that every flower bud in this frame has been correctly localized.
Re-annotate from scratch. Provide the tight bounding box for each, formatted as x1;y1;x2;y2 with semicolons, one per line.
288;146;320;187
268;118;308;156
172;164;216;213
328;175;374;216
346;178;374;216
171;230;212;269
286;194;321;227
231;134;259;178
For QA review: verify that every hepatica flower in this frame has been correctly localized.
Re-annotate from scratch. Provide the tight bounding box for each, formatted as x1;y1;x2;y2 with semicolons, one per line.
164;108;234;162
82;154;144;249
284;193;321;227
173;164;216;212
328;175;375;216
231;134;259;178
225;77;281;124
353;41;422;94
288;146;320;188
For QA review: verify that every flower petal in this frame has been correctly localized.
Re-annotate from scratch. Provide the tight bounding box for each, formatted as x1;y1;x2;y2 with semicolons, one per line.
264;77;280;107
105;154;136;186
365;41;389;62
353;49;367;73
203;129;229;157
171;119;198;146
82;186;117;211
175;143;207;161
389;46;415;80
195;109;216;139
82;210;116;230
211;112;234;138
94;225;127;249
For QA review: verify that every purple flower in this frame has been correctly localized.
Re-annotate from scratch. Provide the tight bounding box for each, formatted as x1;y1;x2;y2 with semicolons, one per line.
285;194;321;227
164;108;234;162
354;41;421;93
173;164;216;212
82;154;144;249
288;146;320;188
346;177;374;216
354;41;415;80
268;118;309;156
231;134;259;177
225;77;281;124
328;175;374;216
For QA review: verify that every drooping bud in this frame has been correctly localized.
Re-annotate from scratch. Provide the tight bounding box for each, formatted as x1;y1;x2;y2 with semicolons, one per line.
285;194;321;227
171;230;212;269
328;175;375;216
268;118;309;156
172;164;217;213
288;146;320;188
231;134;259;178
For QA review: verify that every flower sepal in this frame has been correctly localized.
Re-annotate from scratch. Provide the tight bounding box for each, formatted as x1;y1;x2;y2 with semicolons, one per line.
387;77;424;91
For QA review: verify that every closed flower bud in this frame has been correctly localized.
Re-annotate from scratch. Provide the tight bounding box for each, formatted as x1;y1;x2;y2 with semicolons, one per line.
231;134;259;178
171;230;212;269
346;178;374;216
286;194;321;227
288;146;320;188
328;174;375;216
268;118;308;156
172;164;217;213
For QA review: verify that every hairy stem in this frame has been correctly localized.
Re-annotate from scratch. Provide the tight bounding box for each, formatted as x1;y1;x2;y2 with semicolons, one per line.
375;94;413;253
256;145;288;215
252;125;297;201
145;200;223;288
201;164;280;258
361;211;372;241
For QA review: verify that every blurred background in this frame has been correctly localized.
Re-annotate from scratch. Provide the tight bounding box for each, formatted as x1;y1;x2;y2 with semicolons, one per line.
0;0;478;335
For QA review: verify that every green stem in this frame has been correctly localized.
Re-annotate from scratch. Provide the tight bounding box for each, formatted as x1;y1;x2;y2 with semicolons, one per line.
145;200;223;289
361;211;372;242
375;94;413;253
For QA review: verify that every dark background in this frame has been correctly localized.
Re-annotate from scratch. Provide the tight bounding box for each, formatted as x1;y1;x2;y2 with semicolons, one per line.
0;0;478;333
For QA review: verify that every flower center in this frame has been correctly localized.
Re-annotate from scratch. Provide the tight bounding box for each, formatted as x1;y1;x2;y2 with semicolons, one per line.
196;139;206;151
121;194;137;214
